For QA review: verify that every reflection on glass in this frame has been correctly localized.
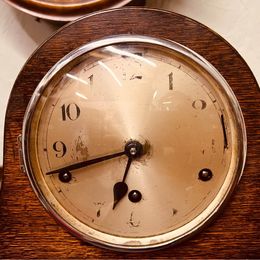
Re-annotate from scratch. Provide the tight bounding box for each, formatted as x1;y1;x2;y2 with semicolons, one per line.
106;46;157;68
66;73;89;86
153;90;158;100
98;61;122;87
76;92;88;100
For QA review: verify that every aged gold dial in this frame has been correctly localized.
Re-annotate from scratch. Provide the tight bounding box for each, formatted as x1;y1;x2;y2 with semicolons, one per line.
22;35;246;250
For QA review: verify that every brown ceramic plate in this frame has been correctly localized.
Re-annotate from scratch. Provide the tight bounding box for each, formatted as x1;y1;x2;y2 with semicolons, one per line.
5;0;132;21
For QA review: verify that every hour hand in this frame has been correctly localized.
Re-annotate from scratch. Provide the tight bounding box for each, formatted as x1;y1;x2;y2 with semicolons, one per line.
112;140;144;210
112;157;132;209
113;181;128;210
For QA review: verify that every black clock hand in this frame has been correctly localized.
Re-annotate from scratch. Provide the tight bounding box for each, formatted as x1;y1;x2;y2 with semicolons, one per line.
112;140;143;210
112;157;132;210
46;150;125;175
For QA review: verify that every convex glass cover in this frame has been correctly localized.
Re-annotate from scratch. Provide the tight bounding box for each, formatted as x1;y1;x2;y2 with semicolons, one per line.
22;35;246;250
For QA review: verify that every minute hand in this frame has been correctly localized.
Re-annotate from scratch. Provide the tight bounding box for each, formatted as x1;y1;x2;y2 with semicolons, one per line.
46;151;125;175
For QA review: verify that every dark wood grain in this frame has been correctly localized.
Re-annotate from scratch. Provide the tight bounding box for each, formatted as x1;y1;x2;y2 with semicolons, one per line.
0;8;259;259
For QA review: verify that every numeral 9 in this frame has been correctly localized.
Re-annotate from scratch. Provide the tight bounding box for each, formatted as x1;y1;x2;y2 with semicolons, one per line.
53;141;67;158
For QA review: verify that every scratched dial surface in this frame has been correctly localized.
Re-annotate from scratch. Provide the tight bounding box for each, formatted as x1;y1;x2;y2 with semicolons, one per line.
23;36;246;249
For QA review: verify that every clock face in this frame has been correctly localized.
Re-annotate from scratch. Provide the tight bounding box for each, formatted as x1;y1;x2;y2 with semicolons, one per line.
22;36;246;250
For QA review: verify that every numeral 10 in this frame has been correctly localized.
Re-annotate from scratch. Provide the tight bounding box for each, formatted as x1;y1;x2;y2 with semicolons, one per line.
61;103;80;121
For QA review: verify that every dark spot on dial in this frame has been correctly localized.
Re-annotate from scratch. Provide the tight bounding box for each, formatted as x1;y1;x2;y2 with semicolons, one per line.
172;208;178;216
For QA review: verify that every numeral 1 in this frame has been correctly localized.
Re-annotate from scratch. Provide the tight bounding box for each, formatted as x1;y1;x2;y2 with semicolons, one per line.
168;72;173;90
88;74;93;85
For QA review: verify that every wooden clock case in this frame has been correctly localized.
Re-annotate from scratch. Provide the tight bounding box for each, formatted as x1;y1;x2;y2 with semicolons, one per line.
0;7;259;258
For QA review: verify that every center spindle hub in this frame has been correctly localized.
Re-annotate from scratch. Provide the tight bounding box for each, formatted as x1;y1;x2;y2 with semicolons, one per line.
124;140;143;159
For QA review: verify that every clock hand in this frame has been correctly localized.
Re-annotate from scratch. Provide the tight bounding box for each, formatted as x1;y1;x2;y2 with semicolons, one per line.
112;157;132;210
112;140;144;210
47;140;145;209
46;150;125;175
